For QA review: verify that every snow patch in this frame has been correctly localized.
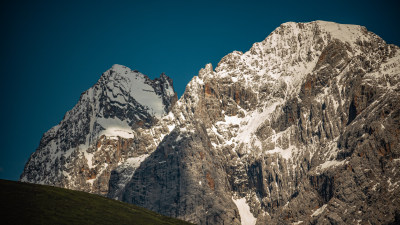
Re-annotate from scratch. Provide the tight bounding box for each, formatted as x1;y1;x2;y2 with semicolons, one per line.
371;183;379;191
112;154;149;190
96;117;134;139
84;151;94;169
168;124;176;132
236;101;281;144
164;80;176;97
318;160;346;171
265;146;295;160
108;64;167;118
312;204;327;217
232;197;257;225
86;178;95;185
316;21;365;48
176;135;183;142
124;155;148;169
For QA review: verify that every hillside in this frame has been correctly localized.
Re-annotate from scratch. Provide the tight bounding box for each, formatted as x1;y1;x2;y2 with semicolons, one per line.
0;179;193;225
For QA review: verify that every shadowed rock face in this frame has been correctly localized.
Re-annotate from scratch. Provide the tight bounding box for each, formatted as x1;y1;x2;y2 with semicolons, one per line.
22;21;400;225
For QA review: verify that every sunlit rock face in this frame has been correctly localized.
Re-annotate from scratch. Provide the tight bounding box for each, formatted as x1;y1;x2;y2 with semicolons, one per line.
22;21;400;224
20;64;178;195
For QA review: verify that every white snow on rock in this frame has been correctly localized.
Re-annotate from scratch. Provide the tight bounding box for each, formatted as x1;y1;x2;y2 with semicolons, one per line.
21;20;400;224
316;20;367;47
265;145;296;160
316;160;347;174
107;64;167;118
96;117;134;139
236;101;282;144
232;197;257;225
292;221;304;225
83;150;95;169
124;154;149;169
312;204;327;217
163;81;176;97
112;154;150;195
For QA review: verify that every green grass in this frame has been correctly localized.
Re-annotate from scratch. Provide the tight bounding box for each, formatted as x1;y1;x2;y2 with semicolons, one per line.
0;179;193;225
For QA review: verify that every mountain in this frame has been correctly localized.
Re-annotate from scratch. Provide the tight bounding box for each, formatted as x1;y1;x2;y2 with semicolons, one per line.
21;21;400;224
0;179;193;225
20;65;177;195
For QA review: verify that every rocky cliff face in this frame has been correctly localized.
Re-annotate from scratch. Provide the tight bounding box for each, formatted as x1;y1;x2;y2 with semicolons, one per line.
22;21;400;224
20;64;178;195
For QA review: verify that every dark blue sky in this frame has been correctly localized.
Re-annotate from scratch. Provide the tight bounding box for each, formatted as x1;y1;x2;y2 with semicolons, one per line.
0;0;398;180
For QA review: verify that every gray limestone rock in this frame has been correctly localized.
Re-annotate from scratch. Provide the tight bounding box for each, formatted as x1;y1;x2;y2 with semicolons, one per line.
22;21;400;225
21;64;177;195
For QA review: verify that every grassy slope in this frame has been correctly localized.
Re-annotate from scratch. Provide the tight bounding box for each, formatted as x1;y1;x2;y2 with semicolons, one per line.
0;179;193;225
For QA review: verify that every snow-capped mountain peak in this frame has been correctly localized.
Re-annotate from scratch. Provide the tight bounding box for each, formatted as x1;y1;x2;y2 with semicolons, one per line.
21;65;177;193
21;21;400;225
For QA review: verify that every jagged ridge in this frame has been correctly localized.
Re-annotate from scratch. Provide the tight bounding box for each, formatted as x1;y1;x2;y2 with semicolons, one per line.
22;21;400;225
21;65;178;195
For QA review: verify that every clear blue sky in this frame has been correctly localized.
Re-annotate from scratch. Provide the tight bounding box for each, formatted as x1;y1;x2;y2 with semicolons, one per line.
0;0;398;180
